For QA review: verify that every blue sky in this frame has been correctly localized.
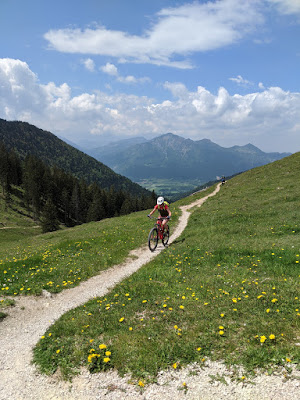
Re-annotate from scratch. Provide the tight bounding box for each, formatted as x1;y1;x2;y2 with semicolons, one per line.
0;0;300;152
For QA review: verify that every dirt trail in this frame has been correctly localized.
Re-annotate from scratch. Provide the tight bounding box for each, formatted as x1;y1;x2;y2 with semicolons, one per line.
0;183;299;400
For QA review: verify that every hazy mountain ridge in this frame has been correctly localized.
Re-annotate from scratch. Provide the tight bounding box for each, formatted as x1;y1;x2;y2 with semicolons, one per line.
0;118;150;196
87;132;291;183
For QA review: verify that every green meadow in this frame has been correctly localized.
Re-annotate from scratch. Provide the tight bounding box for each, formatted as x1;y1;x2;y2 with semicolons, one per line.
1;153;300;384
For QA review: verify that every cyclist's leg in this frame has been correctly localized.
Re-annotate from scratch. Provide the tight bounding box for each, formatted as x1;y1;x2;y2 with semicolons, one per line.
162;218;168;231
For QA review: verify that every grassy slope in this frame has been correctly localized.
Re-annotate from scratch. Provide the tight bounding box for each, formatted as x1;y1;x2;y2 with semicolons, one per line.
0;188;42;244
2;153;300;382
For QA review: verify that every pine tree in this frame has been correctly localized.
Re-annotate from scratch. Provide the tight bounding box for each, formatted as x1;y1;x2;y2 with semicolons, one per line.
70;182;81;223
0;142;10;195
40;198;60;233
120;198;131;215
23;155;45;219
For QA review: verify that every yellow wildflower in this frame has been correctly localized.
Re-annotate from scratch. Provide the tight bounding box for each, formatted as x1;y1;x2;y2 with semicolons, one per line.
260;336;267;343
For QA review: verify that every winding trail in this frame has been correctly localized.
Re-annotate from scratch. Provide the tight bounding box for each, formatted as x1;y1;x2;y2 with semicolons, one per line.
0;183;299;400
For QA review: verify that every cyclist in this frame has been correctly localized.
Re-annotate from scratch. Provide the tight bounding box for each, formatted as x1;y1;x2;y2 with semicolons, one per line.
148;196;171;231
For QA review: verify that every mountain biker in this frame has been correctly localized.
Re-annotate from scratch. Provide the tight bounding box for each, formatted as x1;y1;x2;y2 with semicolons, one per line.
148;196;171;231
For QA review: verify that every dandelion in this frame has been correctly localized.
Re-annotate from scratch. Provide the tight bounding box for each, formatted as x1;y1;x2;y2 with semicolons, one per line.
56;349;60;354
173;363;177;369
269;334;275;340
129;327;133;331
103;357;110;363
220;313;225;318
260;336;267;343
179;305;184;310
271;298;278;303
119;317;125;322
286;358;291;363
105;351;111;356
138;380;145;387
219;330;224;336
88;353;99;363
99;344;107;350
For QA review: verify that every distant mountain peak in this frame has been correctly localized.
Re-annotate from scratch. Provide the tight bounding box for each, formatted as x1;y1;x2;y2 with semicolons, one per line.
158;132;180;139
198;138;212;143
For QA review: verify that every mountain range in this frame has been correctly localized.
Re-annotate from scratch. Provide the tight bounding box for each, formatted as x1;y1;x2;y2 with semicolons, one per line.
87;133;291;184
0;117;291;199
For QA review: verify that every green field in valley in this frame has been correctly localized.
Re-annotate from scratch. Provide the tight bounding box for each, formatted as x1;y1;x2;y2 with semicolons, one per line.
135;177;204;199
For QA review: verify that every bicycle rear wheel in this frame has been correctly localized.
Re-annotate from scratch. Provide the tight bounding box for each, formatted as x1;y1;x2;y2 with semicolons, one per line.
148;227;158;252
162;226;170;247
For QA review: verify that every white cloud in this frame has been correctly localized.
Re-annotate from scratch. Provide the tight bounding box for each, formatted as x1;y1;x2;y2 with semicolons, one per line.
268;0;300;15
44;0;264;68
0;58;48;120
0;58;300;152
100;62;150;84
101;62;118;76
258;82;265;90
81;58;95;72
229;75;252;86
163;82;189;98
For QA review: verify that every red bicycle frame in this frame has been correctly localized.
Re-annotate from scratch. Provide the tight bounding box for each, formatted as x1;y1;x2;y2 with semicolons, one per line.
156;218;168;240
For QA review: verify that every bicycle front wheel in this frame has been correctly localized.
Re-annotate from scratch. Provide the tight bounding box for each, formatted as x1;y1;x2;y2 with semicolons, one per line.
148;227;158;252
162;226;170;247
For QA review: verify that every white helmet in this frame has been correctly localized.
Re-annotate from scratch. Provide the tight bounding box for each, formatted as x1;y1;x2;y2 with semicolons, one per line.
157;196;164;205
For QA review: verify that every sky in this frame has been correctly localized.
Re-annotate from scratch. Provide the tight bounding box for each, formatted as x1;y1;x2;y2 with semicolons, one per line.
0;0;300;153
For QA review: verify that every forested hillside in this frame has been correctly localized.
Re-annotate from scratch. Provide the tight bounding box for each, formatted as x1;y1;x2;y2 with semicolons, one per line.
0;118;150;197
0;142;155;232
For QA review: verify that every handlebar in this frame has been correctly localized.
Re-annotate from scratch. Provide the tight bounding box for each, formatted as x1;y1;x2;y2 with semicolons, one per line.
147;215;170;220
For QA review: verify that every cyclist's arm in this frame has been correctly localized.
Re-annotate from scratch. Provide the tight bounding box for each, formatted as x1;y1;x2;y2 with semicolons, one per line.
148;206;157;217
166;206;171;218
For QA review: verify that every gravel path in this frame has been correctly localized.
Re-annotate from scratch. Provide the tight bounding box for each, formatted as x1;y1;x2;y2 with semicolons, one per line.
1;183;299;400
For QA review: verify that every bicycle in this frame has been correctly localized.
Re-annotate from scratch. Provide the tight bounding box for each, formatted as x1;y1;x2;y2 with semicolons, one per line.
147;216;170;252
